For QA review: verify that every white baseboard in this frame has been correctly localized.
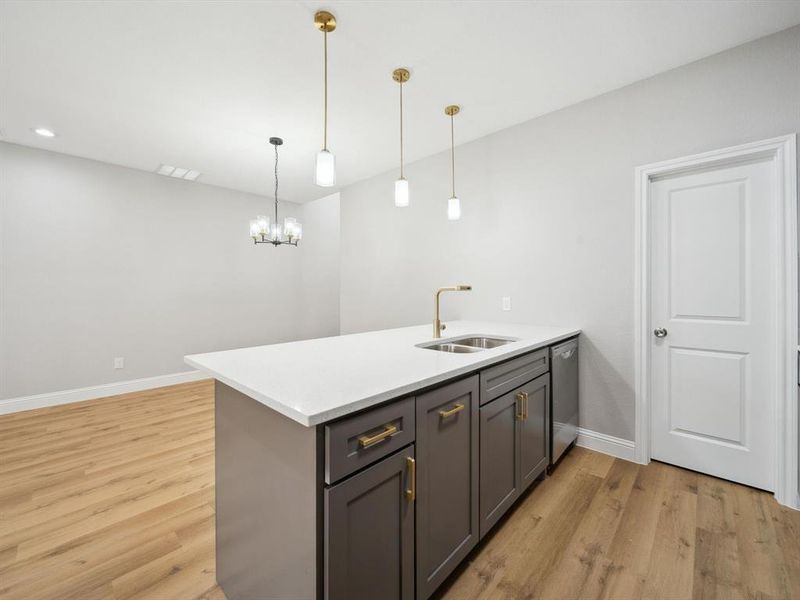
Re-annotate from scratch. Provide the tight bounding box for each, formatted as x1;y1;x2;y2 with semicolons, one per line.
576;426;636;462
0;370;209;416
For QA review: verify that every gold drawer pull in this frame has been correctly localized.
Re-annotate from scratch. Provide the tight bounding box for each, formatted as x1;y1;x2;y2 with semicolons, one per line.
358;424;397;448
516;392;528;420
439;403;465;418
405;456;416;502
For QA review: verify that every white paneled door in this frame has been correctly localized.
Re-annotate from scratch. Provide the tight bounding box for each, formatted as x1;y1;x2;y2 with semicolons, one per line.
650;157;777;491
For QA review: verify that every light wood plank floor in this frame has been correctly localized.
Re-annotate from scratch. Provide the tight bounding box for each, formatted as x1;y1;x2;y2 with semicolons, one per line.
1;381;798;600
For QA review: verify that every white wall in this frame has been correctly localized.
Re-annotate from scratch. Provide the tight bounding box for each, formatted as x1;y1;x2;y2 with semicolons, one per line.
0;142;339;400
339;26;800;441
300;192;341;339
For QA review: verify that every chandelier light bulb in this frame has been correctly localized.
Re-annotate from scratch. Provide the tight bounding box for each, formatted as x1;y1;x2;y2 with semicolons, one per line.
256;215;269;236
284;217;302;241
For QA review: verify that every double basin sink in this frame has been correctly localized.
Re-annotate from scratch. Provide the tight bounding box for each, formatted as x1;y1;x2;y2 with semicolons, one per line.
417;335;519;353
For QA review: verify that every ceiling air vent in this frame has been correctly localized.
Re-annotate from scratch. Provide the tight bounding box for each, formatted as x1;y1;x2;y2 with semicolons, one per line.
156;164;201;181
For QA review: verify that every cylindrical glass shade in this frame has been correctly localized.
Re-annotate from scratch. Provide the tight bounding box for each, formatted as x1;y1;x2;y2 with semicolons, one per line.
394;178;409;207
270;222;283;241
284;217;301;240
256;215;269;236
447;196;461;221
249;219;260;239
315;149;336;187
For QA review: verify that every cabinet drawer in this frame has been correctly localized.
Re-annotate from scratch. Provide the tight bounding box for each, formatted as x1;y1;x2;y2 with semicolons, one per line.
325;397;415;484
480;348;549;405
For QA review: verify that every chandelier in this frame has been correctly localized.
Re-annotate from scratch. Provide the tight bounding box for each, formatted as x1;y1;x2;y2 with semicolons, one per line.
249;137;302;247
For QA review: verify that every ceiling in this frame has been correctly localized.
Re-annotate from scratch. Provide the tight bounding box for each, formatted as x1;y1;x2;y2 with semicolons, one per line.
2;1;799;203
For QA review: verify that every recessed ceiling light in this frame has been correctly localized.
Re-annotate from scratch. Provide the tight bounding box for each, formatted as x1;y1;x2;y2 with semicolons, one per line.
155;164;201;181
33;127;56;138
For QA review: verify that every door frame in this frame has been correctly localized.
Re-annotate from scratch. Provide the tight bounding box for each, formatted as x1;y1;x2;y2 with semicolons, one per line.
634;134;798;509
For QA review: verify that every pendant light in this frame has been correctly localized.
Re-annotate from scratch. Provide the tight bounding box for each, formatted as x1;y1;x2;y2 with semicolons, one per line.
445;105;461;220
314;11;336;187
392;68;410;207
249;137;302;246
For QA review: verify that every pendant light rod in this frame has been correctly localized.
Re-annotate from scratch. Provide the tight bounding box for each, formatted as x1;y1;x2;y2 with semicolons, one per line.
392;68;411;208
314;11;337;187
450;114;454;196
315;11;336;150
323;27;328;149
393;68;410;178
399;77;403;177
445;105;460;198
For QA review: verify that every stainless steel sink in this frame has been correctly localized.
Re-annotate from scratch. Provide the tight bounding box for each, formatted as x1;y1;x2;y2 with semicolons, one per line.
417;335;518;353
422;342;482;353
452;336;514;349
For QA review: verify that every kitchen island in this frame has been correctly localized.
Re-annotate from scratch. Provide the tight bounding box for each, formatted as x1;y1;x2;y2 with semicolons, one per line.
185;321;580;600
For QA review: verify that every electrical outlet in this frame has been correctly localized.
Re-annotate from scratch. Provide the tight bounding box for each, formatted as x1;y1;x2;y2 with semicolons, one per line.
114;357;124;369
502;297;512;311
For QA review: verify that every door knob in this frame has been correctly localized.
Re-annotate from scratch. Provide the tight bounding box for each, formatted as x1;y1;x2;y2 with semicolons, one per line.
654;328;668;338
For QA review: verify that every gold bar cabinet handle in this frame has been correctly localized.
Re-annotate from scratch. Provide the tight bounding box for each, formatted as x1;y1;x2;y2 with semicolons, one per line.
358;424;397;448
405;456;416;502
515;392;528;420
439;403;465;418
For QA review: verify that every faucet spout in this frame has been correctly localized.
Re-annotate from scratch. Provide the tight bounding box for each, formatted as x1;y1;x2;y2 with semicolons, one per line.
433;285;472;338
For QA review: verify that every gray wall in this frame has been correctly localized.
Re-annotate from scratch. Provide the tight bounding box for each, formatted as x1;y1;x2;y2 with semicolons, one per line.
0;142;339;399
339;26;800;441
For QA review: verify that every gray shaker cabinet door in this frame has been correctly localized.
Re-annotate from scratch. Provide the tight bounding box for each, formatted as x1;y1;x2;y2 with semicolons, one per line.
479;390;521;539
325;445;415;600
416;375;479;599
519;373;550;489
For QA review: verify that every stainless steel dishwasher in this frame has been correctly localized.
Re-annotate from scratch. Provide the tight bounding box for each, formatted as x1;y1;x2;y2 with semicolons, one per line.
550;338;578;468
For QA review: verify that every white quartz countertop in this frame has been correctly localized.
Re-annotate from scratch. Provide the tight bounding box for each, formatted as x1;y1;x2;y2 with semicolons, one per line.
185;321;580;427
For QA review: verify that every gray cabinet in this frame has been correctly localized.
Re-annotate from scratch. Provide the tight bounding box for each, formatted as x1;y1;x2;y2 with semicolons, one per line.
415;376;479;599
479;388;521;538
217;342;574;600
325;445;416;600
479;372;550;539
519;374;550;488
